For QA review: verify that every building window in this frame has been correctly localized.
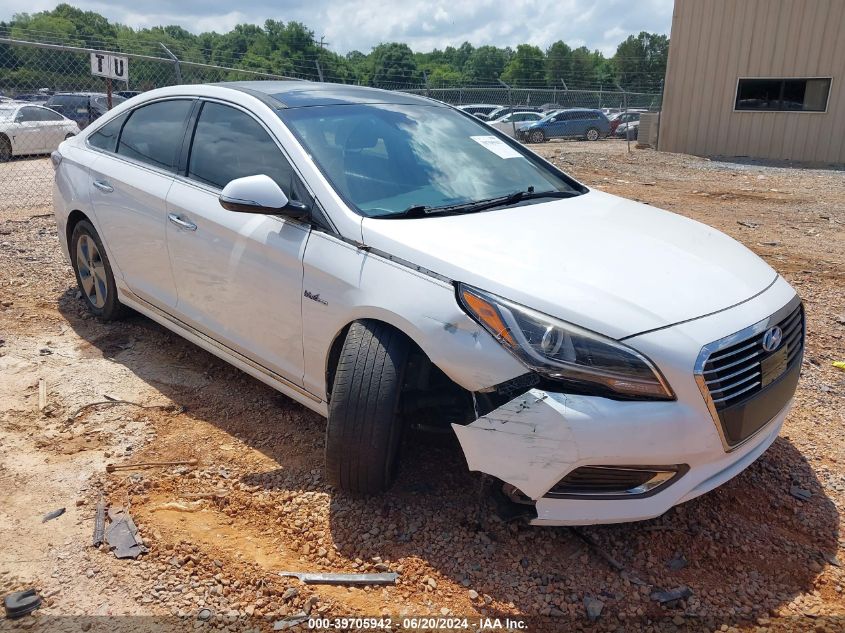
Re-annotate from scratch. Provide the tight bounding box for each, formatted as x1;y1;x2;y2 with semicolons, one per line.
735;78;831;112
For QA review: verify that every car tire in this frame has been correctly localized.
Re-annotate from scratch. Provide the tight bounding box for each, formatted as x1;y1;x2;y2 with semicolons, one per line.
325;320;410;495
0;135;11;162
585;127;600;141
70;219;130;321
529;129;545;144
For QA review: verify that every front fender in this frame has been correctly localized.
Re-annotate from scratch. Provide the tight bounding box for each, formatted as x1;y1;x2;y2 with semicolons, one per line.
301;230;527;400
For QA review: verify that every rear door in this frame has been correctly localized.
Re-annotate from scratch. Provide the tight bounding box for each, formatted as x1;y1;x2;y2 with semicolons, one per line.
546;112;570;138
12;106;47;153
34;106;69;149
88;98;194;308
165;100;310;385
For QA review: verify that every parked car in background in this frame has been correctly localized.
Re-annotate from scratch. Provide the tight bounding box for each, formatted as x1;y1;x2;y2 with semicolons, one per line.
116;90;142;99
615;120;640;140
517;108;611;143
608;110;647;135
0;102;80;161
486;111;544;137
14;93;51;104
45;92;126;130
52;81;804;526
457;104;502;120
485;105;543;120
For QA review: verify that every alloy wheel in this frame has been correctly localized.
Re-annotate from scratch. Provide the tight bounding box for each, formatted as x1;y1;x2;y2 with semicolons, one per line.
76;234;108;308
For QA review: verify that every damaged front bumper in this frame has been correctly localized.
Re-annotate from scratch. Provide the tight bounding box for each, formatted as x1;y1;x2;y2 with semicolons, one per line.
453;388;789;526
451;277;800;526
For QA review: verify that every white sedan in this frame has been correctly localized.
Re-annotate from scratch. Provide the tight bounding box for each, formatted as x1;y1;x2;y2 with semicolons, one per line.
0;102;80;161
486;111;544;137
52;82;803;525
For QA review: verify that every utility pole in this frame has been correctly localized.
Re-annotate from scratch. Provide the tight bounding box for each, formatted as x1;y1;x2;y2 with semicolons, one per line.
315;35;328;82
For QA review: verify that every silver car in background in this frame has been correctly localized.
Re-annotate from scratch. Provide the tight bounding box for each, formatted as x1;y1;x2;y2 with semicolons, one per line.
0;102;80;161
486;111;544;138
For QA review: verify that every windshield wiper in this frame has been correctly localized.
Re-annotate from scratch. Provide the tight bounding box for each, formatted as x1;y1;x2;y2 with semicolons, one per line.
382;188;579;220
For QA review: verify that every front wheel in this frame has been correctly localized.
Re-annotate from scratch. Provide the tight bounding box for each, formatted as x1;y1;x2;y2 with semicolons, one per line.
325;320;410;495
585;127;600;141
70;219;129;321
528;129;545;144
0;135;11;162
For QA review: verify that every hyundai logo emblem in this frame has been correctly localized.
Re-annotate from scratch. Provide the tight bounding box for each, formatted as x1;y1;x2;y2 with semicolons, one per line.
762;326;783;352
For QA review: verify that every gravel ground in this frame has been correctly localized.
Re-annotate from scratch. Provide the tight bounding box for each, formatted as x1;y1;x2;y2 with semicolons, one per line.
0;141;843;632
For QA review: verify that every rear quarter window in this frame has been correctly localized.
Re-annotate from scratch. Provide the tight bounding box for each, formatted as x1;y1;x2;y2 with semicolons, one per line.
88;113;129;153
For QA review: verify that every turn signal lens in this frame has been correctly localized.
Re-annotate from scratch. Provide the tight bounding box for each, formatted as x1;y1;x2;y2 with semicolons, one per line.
460;288;516;346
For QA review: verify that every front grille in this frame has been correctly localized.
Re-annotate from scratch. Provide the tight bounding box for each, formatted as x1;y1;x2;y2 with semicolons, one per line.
702;303;803;408
697;300;804;448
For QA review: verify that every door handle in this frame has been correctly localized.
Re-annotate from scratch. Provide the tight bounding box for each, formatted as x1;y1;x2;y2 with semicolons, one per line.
168;213;197;231
92;180;113;193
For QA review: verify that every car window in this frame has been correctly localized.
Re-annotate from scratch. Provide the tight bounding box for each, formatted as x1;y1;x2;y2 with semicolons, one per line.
37;107;64;121
281;103;582;218
17;107;40;122
59;96;89;115
188;102;304;200
88;112;129;153
117;100;193;171
93;95;125;110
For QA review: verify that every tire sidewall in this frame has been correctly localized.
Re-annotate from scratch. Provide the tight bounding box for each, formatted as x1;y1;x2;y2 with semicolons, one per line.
586;127;600;141
530;130;545;144
70;220;122;320
0;136;11;162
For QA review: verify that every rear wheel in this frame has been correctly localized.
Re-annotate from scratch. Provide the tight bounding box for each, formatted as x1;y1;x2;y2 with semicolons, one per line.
325;320;410;495
585;127;600;141
0;135;11;162
70;220;129;321
529;129;545;144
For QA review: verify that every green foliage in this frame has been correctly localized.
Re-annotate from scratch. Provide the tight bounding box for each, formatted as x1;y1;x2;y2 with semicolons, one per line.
614;31;669;91
501;44;545;87
370;42;420;88
0;5;668;93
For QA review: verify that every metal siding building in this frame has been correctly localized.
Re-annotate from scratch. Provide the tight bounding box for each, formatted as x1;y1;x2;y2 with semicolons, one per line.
659;0;845;164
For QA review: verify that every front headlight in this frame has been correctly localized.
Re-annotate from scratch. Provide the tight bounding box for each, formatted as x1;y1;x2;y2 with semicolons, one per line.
458;284;674;400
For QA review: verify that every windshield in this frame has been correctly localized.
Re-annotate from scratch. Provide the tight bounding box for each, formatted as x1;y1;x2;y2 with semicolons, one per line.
280;104;581;218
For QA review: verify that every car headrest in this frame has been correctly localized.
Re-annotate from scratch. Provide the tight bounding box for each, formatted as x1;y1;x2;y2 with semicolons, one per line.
345;120;380;151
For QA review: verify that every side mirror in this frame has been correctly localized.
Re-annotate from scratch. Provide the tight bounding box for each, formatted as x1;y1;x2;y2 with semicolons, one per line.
219;175;310;220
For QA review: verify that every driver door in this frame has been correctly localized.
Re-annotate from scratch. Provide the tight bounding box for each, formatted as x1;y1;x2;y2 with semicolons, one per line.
165;100;310;385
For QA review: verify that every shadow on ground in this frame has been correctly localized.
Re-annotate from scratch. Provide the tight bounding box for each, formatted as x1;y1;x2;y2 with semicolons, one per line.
59;287;840;629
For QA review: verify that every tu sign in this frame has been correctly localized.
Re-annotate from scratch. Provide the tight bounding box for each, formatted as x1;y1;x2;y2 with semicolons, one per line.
90;53;129;82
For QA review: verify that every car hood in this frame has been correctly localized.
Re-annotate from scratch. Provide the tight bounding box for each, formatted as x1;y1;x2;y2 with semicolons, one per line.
360;189;777;339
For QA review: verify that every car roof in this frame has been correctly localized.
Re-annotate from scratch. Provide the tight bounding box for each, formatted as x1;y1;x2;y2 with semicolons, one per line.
217;81;437;109
50;92;106;98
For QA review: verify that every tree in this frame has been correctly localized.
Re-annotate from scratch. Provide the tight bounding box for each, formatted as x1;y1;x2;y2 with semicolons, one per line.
544;40;572;86
614;32;669;92
370;42;420;88
464;45;508;83
501;44;545;87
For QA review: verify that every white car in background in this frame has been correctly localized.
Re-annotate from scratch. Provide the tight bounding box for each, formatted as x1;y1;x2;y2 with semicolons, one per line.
52;82;803;526
0;102;80;161
486;111;544;138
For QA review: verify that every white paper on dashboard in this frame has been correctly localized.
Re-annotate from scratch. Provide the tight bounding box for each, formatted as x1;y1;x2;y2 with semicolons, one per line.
470;135;523;159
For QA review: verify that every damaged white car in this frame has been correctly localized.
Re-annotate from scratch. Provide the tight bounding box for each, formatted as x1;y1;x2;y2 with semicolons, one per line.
52;82;804;525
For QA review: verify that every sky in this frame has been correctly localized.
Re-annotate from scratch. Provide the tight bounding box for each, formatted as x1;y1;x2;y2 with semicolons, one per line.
0;0;674;55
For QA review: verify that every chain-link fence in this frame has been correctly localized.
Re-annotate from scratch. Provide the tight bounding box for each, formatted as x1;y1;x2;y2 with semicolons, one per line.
1;36;662;210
